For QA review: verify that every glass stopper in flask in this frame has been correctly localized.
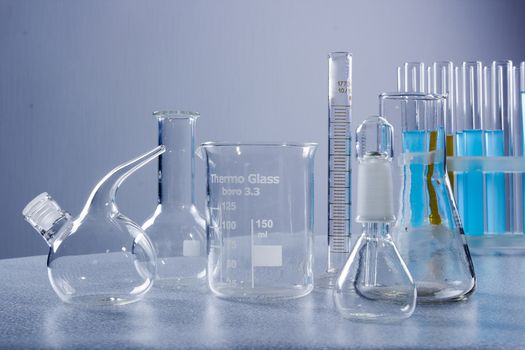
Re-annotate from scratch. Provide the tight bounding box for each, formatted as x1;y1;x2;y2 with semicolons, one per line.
22;146;164;306
334;116;416;322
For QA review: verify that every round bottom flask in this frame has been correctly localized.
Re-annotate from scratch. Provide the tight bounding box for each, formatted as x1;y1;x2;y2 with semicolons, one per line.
22;147;163;306
143;111;207;289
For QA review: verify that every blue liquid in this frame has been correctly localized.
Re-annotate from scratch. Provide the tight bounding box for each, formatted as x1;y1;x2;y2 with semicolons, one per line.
402;131;426;226
485;130;506;234
463;130;484;236
455;132;465;225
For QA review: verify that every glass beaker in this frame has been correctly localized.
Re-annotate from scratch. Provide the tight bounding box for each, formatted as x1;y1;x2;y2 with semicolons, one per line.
379;92;476;302
143;111;207;288
198;143;317;302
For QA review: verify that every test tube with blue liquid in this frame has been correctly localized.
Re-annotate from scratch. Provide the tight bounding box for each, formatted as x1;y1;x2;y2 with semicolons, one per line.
483;63;506;234
460;62;485;236
517;62;525;233
492;60;515;234
397;62;427;226
509;64;523;234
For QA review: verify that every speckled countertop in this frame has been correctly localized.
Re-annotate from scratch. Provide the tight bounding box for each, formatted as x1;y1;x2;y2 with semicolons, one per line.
1;239;524;349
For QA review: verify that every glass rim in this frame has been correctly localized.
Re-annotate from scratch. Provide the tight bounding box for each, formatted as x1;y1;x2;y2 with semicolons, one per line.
328;51;352;57
379;92;446;101
200;141;318;148
153;110;200;119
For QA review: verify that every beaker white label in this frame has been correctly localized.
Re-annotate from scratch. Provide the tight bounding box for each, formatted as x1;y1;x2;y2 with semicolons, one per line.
183;240;201;257
252;245;282;267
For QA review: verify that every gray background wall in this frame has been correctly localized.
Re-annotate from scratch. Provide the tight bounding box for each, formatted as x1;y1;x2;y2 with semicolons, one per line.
1;0;525;259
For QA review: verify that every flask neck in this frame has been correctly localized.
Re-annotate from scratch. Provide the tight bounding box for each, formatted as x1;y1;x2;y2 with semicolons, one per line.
362;222;391;238
22;193;72;246
157;116;197;209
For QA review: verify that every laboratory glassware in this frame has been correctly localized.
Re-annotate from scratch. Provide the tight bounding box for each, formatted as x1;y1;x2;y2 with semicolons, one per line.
432;62;456;190
334;116;416;322
320;52;352;289
198;142;317;302
521;62;525;230
483;62;510;234
511;64;523;233
22;146;164;305
454;66;466;220
458;62;485;236
143;111;206;288
379;92;476;302
398;62;426;93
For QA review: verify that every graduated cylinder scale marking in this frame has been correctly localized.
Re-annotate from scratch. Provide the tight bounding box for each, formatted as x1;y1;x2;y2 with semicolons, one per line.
327;52;352;279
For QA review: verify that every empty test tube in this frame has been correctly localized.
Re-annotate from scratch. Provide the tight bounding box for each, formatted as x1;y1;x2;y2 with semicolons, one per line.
521;62;525;231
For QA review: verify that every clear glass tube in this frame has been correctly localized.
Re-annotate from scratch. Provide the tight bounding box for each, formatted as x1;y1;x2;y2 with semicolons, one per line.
426;66;432;95
492;60;514;233
399;62;426;93
512;65;524;233
458;62;485;236
433;61;455;191
454;66;466;224
142;111;207;288
462;61;484;130
433;61;455;133
483;65;506;234
320;52;352;289
521;62;525;232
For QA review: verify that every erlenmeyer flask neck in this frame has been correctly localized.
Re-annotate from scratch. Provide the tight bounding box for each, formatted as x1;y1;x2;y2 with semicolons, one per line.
363;222;391;238
156;112;199;210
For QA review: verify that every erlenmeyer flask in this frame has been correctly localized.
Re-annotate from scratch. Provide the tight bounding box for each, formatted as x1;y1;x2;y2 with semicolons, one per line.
334;116;416;322
380;92;476;302
22;146;164;306
142;111;206;288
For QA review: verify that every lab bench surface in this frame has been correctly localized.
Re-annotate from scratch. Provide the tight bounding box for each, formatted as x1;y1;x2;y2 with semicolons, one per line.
0;248;524;349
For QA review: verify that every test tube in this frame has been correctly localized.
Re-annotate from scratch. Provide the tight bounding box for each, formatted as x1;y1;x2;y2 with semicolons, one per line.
460;62;484;236
521;62;525;232
491;60;513;233
426;66;432;95
395;62;428;227
432;61;455;190
399;62;426;92
512;64;524;233
484;64;506;234
454;66;465;222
